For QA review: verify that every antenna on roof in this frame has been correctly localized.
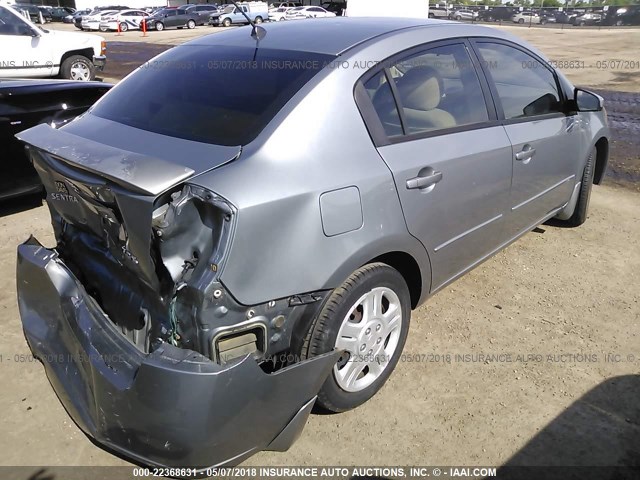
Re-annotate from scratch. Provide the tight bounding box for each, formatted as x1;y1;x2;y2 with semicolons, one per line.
228;0;267;40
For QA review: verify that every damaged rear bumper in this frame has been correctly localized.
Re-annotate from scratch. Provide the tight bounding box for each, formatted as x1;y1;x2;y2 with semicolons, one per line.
16;238;340;469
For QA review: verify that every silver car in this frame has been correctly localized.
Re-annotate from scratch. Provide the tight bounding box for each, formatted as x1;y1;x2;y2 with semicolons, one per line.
15;18;609;468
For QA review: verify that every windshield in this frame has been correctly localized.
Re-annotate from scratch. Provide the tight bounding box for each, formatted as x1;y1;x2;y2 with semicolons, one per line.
91;45;334;146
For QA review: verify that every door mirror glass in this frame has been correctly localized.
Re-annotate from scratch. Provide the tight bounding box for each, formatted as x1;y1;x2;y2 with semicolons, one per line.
575;88;602;112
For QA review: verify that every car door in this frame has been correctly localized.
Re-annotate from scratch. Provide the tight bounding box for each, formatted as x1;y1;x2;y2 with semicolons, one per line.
0;7;53;78
164;10;178;27
357;40;513;291
472;40;581;239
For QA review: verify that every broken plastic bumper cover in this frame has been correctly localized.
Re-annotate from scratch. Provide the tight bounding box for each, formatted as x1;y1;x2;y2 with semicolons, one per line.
17;238;340;469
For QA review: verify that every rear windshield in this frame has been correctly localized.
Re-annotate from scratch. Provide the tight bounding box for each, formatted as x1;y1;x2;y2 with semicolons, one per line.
92;46;333;146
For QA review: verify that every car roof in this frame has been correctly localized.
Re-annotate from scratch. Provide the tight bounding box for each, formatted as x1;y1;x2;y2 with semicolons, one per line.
186;17;470;55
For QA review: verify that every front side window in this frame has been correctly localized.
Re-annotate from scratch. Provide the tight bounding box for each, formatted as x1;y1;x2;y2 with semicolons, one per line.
92;46;333;146
0;7;27;35
475;42;562;120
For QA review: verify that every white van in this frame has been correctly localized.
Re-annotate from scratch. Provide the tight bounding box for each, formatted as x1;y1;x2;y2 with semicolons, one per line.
0;4;105;81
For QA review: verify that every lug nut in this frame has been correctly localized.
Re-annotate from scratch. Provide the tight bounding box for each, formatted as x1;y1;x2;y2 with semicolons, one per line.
360;344;366;352
365;328;371;335
376;324;381;331
377;338;382;344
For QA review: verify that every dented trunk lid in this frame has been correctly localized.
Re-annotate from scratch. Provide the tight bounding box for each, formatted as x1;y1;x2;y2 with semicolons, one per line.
15;116;241;292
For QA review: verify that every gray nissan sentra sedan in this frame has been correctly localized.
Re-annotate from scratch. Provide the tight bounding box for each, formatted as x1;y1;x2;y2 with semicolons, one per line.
15;18;609;469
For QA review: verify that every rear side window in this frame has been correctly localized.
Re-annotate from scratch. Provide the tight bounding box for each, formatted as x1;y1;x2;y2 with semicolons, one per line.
364;71;402;138
389;43;489;135
475;42;562;120
91;46;333;146
363;43;489;138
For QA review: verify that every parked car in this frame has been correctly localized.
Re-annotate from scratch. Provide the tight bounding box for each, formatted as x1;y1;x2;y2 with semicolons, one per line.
141;7;199;31
49;7;75;22
14;18;609;470
285;6;336;19
181;4;220;25
0;79;111;201
603;5;640;26
99;9;148;32
556;9;584;25
572;12;602;26
478;7;516;22
82;10;119;31
449;9;478;21
321;1;345;16
68;9;89;26
75;6;128;30
268;6;291;21
269;1;301;9
0;5;106;81
209;2;268;26
15;4;51;23
428;7;449;19
511;11;542;24
538;11;558;24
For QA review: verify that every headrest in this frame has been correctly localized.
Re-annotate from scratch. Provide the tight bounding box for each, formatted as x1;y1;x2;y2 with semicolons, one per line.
396;66;443;111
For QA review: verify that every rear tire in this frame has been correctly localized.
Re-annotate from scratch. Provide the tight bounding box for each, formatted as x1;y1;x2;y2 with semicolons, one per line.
558;147;596;227
187;19;195;29
119;22;128;32
254;16;263;24
518;18;524;24
302;263;411;413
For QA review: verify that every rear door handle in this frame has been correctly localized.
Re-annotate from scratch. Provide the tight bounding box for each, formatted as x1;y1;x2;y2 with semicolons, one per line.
515;145;536;162
406;171;443;190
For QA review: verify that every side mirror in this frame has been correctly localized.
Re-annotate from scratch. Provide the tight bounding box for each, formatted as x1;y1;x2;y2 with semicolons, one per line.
574;88;603;112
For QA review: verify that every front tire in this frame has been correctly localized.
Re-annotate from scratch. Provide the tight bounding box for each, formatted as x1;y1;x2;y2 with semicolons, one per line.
302;263;411;412
187;19;195;29
558;147;596;227
119;22;128;32
222;18;231;27
254;16;263;24
155;21;164;31
60;55;95;81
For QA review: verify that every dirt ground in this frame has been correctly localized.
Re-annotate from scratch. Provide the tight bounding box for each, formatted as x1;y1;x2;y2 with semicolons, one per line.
0;22;639;478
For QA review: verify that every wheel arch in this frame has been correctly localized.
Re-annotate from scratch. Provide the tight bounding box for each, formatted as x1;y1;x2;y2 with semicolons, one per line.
60;48;93;67
593;137;609;185
368;251;423;309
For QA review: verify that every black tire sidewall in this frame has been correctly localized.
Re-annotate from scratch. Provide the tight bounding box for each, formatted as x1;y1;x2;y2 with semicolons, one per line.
307;264;411;412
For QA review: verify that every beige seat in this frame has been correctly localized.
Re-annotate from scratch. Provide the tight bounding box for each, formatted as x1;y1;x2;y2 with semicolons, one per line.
395;66;456;133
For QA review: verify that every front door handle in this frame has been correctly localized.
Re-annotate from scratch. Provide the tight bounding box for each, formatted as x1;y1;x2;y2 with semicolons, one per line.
515;145;536;162
406;171;443;190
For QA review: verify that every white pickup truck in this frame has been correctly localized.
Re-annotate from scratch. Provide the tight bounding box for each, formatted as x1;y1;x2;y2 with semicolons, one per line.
0;4;106;81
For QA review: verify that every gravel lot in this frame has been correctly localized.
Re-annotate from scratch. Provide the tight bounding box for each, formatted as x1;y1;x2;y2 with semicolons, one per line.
0;21;638;477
